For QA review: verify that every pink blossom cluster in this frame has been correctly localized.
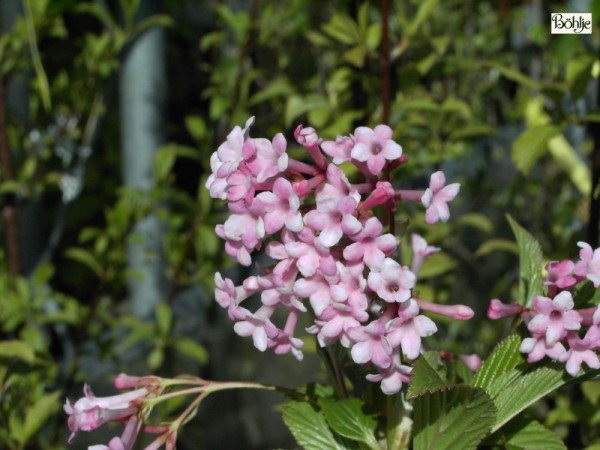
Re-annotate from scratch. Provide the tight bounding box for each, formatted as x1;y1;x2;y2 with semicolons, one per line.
208;119;468;394
488;242;600;376
64;374;177;450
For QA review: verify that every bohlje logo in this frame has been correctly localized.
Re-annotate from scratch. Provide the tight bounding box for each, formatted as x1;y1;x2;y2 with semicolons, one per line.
551;13;592;34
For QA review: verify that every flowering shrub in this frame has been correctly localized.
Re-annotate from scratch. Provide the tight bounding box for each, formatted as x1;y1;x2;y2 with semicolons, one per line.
65;120;600;450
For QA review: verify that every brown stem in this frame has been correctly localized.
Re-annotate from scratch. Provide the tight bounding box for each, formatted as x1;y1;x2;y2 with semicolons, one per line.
0;83;21;275
381;0;391;125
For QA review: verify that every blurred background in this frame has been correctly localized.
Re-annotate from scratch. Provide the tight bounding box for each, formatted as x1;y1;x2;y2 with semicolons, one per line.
0;0;599;448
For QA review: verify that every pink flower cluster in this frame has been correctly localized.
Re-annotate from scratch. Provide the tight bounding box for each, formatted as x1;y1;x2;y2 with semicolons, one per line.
208;119;468;394
64;375;176;450
488;242;600;376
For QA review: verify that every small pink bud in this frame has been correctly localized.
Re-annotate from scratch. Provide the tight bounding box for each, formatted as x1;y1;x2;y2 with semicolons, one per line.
487;299;523;320
294;125;321;148
416;299;474;320
459;354;482;372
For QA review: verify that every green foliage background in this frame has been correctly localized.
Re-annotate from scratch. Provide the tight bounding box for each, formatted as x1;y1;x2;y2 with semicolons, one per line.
0;0;599;448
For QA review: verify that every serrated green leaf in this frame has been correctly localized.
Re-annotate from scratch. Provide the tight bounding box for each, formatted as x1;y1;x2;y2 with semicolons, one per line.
171;337;208;364
320;398;379;449
408;352;449;399
501;419;566;450
0;340;35;363
511;125;561;174
475;239;520;257
506;215;544;307
19;391;61;446
413;386;496;450
474;335;523;394
282;401;353;450
492;364;567;433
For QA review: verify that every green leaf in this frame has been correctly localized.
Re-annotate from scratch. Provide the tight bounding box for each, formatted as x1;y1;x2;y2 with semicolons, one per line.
547;133;591;195
154;145;178;182
475;239;519;257
417;253;456;279
65;248;103;278
457;213;493;234
322;13;360;45
147;347;164;370
285;94;328;127
0;340;35;363
19;391;61;446
413;386;496;450
492;364;567;432
171;337;208;364
408;352;449;399
185;116;207;141
282;401;353;450
506;215;544;307
480;61;542;90
449;124;495;140
407;0;438;36
248;77;293;106
320;398;379;449
511;125;561;174
474;335;523;395
501;419;567;450
155;303;172;337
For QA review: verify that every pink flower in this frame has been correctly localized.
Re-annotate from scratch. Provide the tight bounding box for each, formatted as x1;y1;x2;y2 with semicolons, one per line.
574;241;600;287
410;234;440;276
233;305;279;352
367;258;415;303
347;319;393;369
387;300;437;360
64;385;148;443
527;292;582;345
88;416;142;450
350;125;402;175
268;309;305;361
544;260;577;290
321;135;355;164
343;217;397;270
560;329;600;376
254;177;303;234
214;117;254;178
519;336;567;363
421;171;460;224
246;133;289;183
366;355;412;395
